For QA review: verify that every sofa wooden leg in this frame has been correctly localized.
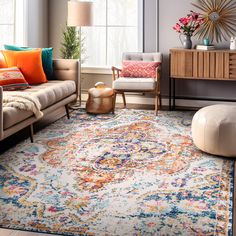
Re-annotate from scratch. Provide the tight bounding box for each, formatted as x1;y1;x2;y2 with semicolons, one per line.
29;124;34;143
65;104;70;119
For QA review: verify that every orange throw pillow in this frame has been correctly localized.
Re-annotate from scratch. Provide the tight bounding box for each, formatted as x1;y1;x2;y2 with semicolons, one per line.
0;52;7;68
1;49;47;85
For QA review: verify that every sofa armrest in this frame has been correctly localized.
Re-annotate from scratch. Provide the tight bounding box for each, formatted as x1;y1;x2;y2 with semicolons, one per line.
53;59;80;99
0;86;3;140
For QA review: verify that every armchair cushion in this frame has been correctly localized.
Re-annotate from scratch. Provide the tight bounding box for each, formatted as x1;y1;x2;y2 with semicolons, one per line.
120;61;160;78
113;78;156;91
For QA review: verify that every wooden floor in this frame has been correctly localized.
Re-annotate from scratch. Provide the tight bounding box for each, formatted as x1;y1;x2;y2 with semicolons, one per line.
0;104;235;236
0;228;56;236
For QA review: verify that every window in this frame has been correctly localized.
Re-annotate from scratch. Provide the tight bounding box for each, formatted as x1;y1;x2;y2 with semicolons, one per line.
82;0;143;67
0;0;25;48
0;0;15;47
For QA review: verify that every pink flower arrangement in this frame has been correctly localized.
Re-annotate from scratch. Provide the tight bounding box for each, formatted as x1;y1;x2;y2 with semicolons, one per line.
173;11;203;36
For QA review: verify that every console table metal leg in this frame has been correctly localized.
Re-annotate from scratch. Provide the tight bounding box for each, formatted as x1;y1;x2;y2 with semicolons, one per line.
173;78;176;110
169;77;172;110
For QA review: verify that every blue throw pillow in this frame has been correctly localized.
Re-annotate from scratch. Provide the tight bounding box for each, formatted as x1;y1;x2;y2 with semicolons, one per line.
4;45;53;80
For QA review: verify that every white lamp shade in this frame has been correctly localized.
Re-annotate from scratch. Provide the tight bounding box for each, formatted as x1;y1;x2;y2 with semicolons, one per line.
67;1;93;27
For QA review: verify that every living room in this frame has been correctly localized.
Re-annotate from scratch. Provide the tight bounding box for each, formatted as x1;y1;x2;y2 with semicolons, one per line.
0;0;235;235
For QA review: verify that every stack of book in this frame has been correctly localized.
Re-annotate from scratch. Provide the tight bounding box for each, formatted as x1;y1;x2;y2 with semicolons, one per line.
196;45;216;50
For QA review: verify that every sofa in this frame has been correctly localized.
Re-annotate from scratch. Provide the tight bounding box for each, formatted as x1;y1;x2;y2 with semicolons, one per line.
0;59;80;142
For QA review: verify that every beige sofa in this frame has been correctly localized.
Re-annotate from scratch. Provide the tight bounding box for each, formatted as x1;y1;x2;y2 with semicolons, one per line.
0;59;80;142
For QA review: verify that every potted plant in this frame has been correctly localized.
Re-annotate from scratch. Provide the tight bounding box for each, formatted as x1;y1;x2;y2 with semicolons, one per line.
60;26;85;61
173;11;203;49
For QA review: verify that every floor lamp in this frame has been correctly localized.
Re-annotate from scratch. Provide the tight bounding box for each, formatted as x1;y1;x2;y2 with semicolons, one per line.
67;0;93;107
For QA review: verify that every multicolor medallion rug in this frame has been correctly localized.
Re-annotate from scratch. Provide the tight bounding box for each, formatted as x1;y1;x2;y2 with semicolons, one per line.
0;109;234;235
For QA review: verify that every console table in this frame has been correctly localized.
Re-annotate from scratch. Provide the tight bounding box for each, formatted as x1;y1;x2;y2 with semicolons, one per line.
169;48;236;109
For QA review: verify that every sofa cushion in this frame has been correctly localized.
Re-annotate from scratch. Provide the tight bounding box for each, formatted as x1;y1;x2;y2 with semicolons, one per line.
3;80;76;129
24;80;76;109
113;77;156;91
3;107;32;130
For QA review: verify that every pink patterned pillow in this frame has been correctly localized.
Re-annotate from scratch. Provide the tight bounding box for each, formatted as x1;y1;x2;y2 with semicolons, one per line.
120;61;161;78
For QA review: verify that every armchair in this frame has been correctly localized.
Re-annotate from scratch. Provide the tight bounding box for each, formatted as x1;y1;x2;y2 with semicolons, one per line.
112;52;162;115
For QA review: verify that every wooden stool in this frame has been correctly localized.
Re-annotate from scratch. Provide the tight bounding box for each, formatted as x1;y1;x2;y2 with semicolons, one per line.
86;82;114;114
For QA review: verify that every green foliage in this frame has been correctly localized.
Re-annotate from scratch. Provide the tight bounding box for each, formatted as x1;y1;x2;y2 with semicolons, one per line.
60;26;85;61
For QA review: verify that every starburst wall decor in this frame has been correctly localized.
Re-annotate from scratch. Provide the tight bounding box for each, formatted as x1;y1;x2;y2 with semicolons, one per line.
192;0;236;42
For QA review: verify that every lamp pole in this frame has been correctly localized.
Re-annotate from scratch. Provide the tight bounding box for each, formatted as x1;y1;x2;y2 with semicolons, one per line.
67;0;93;108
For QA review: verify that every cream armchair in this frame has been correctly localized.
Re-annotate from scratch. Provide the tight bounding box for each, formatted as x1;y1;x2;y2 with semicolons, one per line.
112;52;162;115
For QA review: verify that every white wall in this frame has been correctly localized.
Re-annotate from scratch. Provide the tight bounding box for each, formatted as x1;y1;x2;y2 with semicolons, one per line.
48;0;67;58
143;0;158;52
26;0;48;48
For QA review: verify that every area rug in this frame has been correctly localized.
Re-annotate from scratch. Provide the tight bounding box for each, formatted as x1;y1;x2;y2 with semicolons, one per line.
0;109;234;235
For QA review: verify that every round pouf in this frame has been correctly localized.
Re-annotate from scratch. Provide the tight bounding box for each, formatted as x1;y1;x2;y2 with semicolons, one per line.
86;82;114;114
192;105;236;157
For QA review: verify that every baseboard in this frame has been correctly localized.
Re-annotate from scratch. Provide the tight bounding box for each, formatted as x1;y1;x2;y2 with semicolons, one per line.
81;93;236;108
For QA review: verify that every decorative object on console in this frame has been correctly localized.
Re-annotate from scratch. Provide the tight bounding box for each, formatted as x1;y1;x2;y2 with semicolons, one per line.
4;45;53;79
203;38;210;46
67;0;93;107
86;82;114;114
230;37;236;50
0;67;30;91
173;11;203;49
195;45;215;50
112;52;162;115
192;0;236;42
1;49;47;85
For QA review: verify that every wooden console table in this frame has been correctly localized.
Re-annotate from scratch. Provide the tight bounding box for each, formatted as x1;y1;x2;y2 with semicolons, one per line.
169;48;236;109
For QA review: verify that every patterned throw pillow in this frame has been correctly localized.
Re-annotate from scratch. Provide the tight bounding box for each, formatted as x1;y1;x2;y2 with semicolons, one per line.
0;67;30;91
121;61;161;78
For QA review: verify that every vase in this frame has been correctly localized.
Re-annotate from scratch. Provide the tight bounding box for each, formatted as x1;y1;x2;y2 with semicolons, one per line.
179;34;192;49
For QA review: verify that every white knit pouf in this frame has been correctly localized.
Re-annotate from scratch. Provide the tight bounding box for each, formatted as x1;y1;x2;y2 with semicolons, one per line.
192;105;236;157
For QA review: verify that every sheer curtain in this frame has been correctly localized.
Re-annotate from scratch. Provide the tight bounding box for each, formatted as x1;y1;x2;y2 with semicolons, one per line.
82;0;143;67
